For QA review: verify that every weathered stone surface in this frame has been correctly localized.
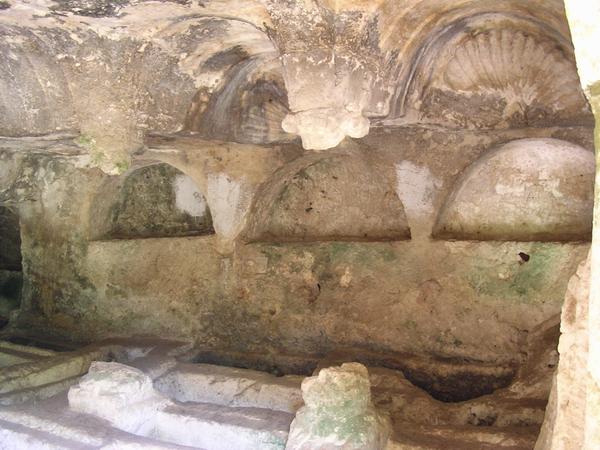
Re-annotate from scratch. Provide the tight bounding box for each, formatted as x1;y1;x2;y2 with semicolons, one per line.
0;340;54;369
69;362;169;435
93;164;214;240
533;206;591;448
0;349;106;397
0;0;588;156
286;363;390;450
155;402;292;450
1;127;592;374
0;1;596;447
154;362;304;413
245;151;411;242
65;357;294;450
0;394;195;449
434;138;595;242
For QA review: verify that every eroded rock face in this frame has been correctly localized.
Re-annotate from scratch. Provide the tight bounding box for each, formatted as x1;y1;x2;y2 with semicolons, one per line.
0;3;596;445
0;0;590;158
68;361;169;434
434;138;595;242
535;254;590;449
286;363;390;450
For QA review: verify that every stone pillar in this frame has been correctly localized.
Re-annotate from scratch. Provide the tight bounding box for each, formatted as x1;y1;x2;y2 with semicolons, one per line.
558;2;600;449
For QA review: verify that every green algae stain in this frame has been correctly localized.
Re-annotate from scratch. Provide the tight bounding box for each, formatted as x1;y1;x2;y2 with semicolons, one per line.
114;159;130;174
310;408;373;445
330;242;352;260
328;242;397;264
75;134;96;148
380;246;397;262
259;246;283;267
467;244;562;301
509;246;557;296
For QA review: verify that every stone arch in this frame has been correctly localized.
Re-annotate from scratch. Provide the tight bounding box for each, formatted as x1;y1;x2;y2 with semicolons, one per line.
433;138;594;242
244;153;411;242
184;55;291;145
153;16;293;145
91;162;214;240
386;8;591;128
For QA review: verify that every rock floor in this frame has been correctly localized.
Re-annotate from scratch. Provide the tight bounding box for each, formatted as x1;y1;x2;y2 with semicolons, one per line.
0;329;556;449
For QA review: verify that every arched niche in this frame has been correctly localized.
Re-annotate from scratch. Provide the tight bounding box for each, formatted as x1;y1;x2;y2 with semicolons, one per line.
184;56;292;145
153;15;293;145
433;138;594;242
244;153;411;242
92;163;214;240
388;10;591;128
0;205;22;327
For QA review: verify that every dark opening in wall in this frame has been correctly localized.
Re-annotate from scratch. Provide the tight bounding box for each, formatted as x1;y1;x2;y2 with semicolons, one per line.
0;206;22;328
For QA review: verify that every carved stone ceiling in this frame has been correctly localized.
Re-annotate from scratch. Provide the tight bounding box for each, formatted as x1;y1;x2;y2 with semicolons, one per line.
0;0;587;169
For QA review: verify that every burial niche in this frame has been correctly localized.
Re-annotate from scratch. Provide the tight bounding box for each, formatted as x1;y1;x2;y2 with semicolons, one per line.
244;153;411;242
96;164;214;240
433;138;594;242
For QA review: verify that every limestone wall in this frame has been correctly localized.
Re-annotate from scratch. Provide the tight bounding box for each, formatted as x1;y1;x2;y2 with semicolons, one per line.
0;125;592;371
0;0;595;383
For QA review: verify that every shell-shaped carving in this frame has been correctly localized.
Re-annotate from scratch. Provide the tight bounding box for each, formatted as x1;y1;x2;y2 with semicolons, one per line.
441;30;588;114
185;55;293;144
241;96;290;144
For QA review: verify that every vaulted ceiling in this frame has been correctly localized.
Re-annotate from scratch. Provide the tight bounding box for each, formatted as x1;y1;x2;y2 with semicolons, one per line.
0;0;590;169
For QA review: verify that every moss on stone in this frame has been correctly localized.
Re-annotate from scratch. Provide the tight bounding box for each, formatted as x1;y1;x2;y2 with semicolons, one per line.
75;134;97;150
106;164;213;239
114;160;130;174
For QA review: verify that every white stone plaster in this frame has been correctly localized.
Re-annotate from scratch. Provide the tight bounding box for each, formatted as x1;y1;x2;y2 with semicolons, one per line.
395;161;441;219
206;173;251;240
173;174;207;218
